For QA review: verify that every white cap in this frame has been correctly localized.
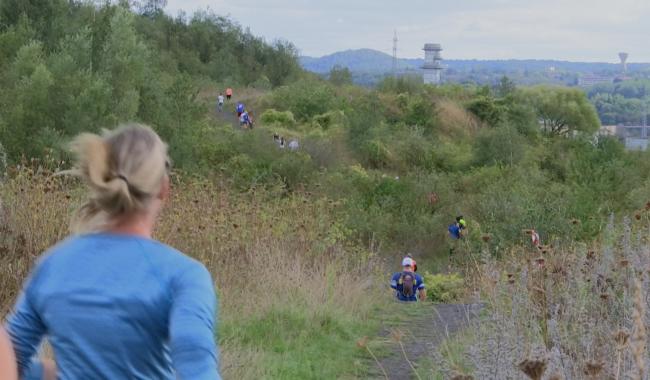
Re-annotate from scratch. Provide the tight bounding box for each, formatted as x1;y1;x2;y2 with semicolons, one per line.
401;257;414;267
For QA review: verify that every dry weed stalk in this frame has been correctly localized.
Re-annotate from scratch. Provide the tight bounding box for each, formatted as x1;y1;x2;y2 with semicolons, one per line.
614;329;630;380
357;337;389;380
391;328;422;380
583;359;604;379
450;372;474;380
631;278;646;380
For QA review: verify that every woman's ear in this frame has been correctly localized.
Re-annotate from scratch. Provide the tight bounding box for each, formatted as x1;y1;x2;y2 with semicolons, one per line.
158;175;170;201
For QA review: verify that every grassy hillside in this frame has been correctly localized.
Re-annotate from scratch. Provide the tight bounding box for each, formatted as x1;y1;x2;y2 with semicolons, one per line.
3;2;650;380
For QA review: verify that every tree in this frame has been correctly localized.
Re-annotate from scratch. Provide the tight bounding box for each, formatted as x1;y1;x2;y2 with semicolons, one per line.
495;75;516;98
520;86;600;136
328;65;352;86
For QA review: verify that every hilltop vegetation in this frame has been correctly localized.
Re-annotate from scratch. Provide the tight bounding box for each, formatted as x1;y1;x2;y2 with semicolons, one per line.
0;0;301;161
3;2;650;379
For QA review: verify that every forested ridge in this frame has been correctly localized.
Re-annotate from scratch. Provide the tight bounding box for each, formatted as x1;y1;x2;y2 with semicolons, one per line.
0;0;301;160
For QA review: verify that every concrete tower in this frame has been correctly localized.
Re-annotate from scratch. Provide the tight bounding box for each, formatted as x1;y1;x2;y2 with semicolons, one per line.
422;43;443;84
619;52;629;74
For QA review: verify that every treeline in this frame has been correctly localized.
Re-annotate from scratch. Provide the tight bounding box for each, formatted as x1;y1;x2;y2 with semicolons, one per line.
0;0;301;161
588;79;650;125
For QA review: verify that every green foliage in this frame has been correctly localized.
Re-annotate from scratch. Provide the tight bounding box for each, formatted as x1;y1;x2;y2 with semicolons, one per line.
520;86;600;135
377;75;423;94
588;79;650;125
270;80;337;121
311;110;345;129
260;109;296;127
467;95;504;125
328;65;352;86
473;125;527;166
422;272;465;303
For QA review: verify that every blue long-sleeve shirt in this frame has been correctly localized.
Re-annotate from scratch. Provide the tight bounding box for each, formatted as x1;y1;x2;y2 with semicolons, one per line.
5;233;220;380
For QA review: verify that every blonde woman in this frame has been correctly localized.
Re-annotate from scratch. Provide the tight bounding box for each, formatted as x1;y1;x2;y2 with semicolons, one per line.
5;124;220;379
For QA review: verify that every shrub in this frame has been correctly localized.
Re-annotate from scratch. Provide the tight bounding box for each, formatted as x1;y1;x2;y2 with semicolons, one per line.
260;109;296;127
422;272;465;303
311;110;345;129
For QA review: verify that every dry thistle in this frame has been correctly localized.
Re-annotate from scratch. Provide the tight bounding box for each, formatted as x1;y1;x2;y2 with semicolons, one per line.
631;278;646;380
619;259;630;268
645;201;650;211
481;234;491;242
583;360;604;379
570;218;580;225
615;328;630;380
390;328;404;343
614;329;630;349
451;373;474;380
518;357;548;380
634;213;642;220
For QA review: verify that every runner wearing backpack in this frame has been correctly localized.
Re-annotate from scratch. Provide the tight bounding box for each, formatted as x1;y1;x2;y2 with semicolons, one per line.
390;257;426;302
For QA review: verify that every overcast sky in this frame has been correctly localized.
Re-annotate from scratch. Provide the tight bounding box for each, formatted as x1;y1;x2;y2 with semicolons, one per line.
165;0;650;62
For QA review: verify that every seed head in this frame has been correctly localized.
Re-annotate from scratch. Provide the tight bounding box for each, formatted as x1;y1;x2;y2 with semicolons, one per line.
518;357;548;380
614;329;630;349
583;360;604;378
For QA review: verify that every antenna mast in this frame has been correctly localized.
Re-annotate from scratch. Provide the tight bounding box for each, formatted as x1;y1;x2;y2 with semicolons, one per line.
392;30;398;76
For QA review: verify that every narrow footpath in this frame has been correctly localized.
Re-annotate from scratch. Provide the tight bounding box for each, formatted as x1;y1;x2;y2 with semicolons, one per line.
372;303;483;380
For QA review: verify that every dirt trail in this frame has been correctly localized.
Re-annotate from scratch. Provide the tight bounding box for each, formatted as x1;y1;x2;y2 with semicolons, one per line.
373;303;482;380
211;101;240;128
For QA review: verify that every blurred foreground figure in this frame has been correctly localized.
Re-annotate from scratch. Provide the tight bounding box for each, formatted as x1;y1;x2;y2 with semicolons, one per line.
0;327;17;380
5;124;220;379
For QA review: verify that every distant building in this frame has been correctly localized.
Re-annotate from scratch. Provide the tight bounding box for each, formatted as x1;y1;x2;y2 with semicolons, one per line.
598;125;617;136
625;138;648;151
422;43;443;85
613;125;648;151
578;74;613;87
615;125;649;139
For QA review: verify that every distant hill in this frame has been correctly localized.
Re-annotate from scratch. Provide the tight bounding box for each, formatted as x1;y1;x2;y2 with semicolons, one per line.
300;48;650;75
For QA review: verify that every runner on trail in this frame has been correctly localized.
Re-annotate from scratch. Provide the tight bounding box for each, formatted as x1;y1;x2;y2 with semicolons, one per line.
247;111;255;129
240;111;251;128
217;93;224;112
530;229;541;248
456;216;467;233
448;220;462;240
405;254;418;272
4;124;220;379
448;219;463;257
225;87;233;100
390;257;426;302
236;102;245;117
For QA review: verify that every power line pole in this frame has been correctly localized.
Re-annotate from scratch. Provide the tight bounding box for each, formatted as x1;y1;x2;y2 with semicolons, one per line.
392;30;398;76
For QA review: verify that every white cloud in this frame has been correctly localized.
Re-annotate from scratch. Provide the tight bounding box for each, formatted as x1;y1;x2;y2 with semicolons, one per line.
165;0;650;61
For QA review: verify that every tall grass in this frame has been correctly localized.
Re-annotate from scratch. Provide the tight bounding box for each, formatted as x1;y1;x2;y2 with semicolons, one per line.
0;164;384;379
426;212;650;379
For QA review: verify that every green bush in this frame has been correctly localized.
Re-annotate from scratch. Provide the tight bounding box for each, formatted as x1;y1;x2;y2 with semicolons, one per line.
422;272;465;303
260;109;296;127
311;110;345;129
